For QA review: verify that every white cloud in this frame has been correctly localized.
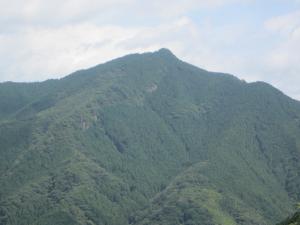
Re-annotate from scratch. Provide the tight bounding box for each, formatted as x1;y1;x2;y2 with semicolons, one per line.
0;0;246;30
0;23;141;81
265;10;300;34
262;10;300;100
0;0;299;100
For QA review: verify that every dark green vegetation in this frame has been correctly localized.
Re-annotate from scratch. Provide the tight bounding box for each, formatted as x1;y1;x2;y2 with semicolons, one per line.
0;49;300;225
278;211;300;225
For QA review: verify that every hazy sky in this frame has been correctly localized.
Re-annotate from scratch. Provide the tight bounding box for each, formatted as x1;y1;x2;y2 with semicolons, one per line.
0;0;300;100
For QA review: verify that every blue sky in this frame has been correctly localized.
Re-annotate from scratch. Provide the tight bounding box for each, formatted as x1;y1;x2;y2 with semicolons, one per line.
0;0;300;99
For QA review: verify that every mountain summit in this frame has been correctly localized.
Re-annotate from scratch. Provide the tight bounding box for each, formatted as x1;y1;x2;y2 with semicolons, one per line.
0;49;300;225
156;48;177;56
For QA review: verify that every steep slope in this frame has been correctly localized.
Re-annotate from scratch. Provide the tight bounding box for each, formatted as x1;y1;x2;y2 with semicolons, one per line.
0;49;300;225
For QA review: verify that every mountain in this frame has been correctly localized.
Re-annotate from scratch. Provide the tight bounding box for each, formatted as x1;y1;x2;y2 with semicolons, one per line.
0;48;300;225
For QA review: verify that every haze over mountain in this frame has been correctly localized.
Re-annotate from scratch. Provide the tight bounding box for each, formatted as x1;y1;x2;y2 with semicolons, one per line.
0;49;300;225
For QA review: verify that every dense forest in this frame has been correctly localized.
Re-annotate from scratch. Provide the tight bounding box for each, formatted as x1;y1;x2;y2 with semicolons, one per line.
0;49;300;225
278;211;300;225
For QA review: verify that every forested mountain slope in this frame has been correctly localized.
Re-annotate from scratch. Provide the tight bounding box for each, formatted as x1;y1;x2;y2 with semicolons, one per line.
0;49;300;225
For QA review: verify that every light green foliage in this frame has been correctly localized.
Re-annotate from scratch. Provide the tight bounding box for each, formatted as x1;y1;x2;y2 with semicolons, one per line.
0;49;300;225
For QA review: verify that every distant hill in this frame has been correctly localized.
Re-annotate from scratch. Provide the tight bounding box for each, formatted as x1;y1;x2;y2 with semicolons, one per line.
1;49;300;225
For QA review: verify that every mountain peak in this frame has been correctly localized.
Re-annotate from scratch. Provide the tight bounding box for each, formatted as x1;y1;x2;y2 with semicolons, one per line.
156;48;177;58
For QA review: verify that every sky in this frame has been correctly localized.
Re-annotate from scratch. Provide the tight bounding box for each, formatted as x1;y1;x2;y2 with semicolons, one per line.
0;0;300;100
